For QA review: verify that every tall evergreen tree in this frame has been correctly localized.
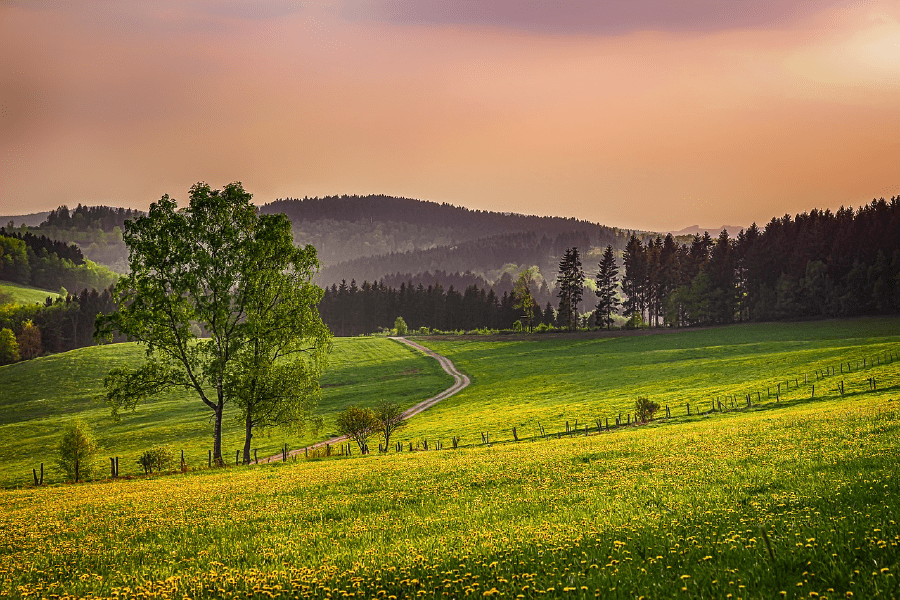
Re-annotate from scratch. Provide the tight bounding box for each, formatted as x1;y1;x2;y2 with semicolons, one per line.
594;245;620;329
556;247;585;331
621;235;646;323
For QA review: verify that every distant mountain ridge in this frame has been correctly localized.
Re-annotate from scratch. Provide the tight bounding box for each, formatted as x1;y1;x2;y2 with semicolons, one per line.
670;224;745;237
260;195;628;284
0;211;50;228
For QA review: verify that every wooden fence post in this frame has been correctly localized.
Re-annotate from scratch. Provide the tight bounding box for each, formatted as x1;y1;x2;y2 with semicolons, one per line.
811;384;814;398
566;421;570;434
75;459;79;483
208;450;211;468
513;427;518;442
686;403;690;416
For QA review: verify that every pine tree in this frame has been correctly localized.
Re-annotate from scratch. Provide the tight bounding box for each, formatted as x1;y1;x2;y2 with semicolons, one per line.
621;235;646;323
556;247;585;331
594;245;620;329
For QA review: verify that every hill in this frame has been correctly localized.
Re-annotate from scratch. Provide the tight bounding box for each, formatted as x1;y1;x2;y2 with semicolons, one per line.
0;337;452;488
260;195;627;285
1;316;898;598
0;211;50;228
0;280;59;305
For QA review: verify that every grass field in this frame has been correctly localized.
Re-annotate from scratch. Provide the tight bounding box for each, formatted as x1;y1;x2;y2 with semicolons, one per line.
398;317;900;445
0;337;452;487
0;280;58;305
1;317;898;598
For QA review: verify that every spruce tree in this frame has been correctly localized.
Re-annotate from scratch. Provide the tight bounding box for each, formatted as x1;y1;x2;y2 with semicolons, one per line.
556;247;585;331
594;245;620;329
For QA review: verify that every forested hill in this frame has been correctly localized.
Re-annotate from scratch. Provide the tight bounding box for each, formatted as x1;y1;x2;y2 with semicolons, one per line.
315;230;603;289
259;195;626;270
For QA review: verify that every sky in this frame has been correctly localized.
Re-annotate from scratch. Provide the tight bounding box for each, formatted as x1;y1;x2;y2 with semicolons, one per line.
1;0;899;231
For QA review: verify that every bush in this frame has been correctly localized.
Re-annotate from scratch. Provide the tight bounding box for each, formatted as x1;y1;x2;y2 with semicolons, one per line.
57;420;98;481
336;406;379;453
137;444;176;474
0;327;19;364
623;314;647;330
394;316;408;336
635;397;660;423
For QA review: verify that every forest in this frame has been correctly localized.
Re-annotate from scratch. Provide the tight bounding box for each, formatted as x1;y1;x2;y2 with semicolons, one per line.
0;288;120;363
0;228;118;294
261;195;626;271
318;198;900;335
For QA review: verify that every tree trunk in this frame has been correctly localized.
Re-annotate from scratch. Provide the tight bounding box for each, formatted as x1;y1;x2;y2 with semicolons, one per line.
213;403;224;466
243;411;253;465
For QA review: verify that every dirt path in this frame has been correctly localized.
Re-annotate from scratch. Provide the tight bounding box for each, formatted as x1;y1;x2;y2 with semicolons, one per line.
263;337;469;462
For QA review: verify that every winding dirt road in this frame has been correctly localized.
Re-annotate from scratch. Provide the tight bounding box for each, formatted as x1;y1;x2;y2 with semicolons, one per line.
264;337;469;462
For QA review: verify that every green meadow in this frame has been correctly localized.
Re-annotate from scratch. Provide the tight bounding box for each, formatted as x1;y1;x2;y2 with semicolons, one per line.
400;317;900;444
0;280;58;305
0;317;898;598
0;337;451;487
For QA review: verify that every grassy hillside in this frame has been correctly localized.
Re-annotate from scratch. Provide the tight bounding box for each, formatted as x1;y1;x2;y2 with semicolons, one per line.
0;337;452;487
399;317;900;444
1;317;898;598
0;280;58;305
0;341;897;597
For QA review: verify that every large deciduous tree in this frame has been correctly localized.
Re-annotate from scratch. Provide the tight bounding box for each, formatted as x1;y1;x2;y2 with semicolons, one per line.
513;267;537;332
97;182;330;465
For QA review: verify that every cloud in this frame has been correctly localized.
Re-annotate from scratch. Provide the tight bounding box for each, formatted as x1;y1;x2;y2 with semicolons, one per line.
341;0;849;35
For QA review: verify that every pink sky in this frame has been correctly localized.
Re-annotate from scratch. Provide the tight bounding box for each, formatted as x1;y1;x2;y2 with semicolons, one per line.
1;1;898;231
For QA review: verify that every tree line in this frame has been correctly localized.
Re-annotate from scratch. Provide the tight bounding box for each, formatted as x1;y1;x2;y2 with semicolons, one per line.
0;228;118;293
319;279;557;336
0;288;121;364
603;197;900;327
41;204;144;232
319;197;900;335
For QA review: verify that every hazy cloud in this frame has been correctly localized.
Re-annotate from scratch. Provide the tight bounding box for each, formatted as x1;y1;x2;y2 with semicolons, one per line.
342;0;849;35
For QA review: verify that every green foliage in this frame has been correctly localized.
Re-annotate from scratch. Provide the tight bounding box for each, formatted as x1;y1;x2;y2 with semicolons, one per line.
15;320;41;360
335;406;378;452
634;396;660;423
137;444;175;474
56;420;98;481
513;268;537;331
374;400;406;449
0;328;19;364
393;316;408;336
98;182;330;465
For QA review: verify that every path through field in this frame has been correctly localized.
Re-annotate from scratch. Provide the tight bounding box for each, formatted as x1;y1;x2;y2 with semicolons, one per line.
264;337;469;462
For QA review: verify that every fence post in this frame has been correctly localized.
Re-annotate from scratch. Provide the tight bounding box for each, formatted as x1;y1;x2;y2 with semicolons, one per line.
686;403;690;416
513;427;518;442
75;459;79;483
208;450;212;468
811;384;814;398
566;421;570;434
